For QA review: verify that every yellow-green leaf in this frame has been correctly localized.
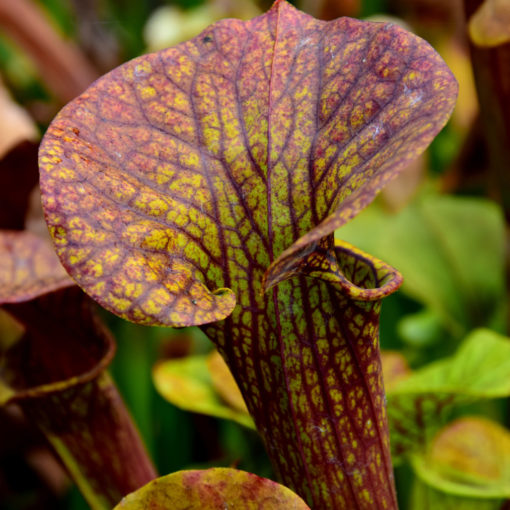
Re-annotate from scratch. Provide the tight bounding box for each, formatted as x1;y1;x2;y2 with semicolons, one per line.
153;353;254;429
411;416;510;500
469;0;510;47
114;468;310;509
206;349;249;415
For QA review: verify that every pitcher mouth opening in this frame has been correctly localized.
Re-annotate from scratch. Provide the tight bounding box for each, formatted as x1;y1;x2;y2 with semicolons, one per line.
0;288;115;405
332;239;403;301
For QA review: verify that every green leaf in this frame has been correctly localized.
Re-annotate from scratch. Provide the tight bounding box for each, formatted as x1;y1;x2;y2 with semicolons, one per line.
397;308;446;348
207;349;251;415
337;195;506;336
410;416;510;504
114;468;311;509
0;231;156;509
153;352;255;429
410;479;502;510
388;329;510;461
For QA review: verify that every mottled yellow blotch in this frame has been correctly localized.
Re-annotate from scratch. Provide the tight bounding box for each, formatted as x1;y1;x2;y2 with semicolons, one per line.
84;260;103;277
56;166;76;180
134;60;152;76
124;282;144;298
140;86;156;99
361;489;373;503
107;295;131;313
142;229;170;250
180;152;200;169
51;226;67;245
89;281;105;295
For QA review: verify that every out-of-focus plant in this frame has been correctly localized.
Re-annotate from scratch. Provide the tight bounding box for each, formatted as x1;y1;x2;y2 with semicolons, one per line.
0;231;157;510
465;0;510;218
143;0;261;51
338;194;506;343
153;350;254;429
410;416;510;509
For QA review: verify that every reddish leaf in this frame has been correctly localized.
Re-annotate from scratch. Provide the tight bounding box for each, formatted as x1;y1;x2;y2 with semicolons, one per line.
39;1;457;507
115;468;310;509
0;230;73;302
0;231;156;508
0;288;114;401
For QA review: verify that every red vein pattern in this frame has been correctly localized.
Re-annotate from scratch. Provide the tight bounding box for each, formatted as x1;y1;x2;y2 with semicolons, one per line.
39;1;457;507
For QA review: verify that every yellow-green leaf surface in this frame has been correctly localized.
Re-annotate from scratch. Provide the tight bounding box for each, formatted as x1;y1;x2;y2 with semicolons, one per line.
0;308;24;351
39;0;456;328
387;329;510;461
39;1;457;507
337;195;506;336
411;417;510;500
115;468;310;509
153;351;254;429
